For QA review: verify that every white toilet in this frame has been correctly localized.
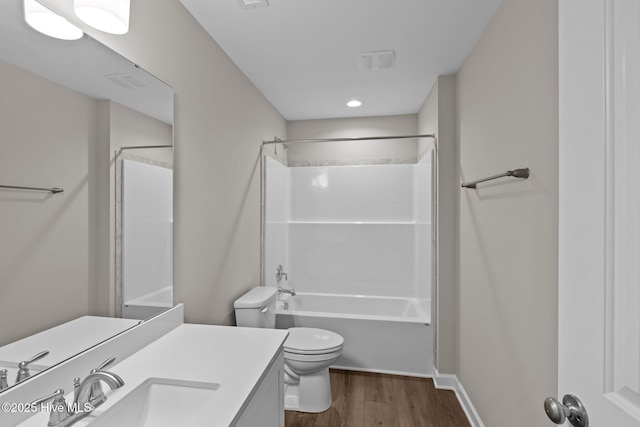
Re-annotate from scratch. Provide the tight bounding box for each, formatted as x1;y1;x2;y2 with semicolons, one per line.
234;286;344;413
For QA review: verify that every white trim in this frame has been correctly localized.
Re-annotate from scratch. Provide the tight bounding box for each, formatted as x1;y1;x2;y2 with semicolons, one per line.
331;365;434;379
434;369;484;427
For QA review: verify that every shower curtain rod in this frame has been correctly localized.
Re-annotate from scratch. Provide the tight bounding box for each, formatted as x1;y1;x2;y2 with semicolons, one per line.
119;145;173;151
262;134;436;145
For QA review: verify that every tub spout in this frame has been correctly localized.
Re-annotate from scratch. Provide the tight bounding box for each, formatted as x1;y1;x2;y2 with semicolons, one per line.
278;286;295;296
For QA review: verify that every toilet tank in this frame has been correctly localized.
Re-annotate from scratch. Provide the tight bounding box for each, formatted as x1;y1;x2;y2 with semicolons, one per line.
234;286;278;328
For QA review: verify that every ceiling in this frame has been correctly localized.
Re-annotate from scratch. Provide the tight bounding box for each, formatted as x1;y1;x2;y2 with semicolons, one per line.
179;0;502;121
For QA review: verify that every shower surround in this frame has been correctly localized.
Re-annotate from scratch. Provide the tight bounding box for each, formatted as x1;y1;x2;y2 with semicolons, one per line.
263;153;434;376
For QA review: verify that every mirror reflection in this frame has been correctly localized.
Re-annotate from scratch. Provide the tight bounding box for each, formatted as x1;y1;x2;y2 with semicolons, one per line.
117;147;174;320
0;0;173;392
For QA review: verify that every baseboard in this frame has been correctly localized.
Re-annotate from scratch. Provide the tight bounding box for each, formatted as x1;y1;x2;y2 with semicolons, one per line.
331;364;433;378
433;370;484;427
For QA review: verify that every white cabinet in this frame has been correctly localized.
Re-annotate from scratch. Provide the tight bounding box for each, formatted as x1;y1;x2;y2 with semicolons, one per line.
234;348;284;427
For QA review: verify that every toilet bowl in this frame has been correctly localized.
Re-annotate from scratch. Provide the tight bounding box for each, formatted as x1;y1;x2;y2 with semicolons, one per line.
282;327;343;412
234;287;344;413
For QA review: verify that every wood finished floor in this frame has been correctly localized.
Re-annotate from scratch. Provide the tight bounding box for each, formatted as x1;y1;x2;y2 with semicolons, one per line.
285;370;470;427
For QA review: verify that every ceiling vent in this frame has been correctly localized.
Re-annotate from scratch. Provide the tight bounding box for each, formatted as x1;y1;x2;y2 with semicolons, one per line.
104;73;148;90
357;50;396;71
238;0;269;9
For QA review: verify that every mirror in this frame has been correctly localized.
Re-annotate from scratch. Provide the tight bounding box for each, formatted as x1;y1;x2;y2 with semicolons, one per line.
0;0;173;391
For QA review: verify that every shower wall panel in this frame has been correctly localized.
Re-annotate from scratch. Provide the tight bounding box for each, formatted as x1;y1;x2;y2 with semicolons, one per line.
264;156;289;287
122;160;173;304
290;165;414;222
264;158;432;298
414;152;433;300
288;223;416;297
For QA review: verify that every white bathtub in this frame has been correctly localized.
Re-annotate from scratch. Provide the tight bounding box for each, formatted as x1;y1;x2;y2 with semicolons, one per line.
276;292;433;377
123;286;173;320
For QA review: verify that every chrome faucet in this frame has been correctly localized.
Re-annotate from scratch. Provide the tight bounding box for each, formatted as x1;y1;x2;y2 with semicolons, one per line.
75;370;125;409
276;265;295;296
84;357;117;408
278;287;296;296
275;264;288;283
31;364;124;427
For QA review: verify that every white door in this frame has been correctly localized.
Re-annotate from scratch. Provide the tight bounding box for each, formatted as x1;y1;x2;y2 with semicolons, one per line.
557;0;640;426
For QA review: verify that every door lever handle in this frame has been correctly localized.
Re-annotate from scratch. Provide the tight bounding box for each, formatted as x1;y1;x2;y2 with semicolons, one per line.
544;394;588;427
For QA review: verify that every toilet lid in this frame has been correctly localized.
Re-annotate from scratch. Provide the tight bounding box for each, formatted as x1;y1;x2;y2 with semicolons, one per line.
284;327;344;355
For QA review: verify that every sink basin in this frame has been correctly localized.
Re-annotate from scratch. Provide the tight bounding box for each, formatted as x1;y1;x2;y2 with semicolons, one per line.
89;378;220;427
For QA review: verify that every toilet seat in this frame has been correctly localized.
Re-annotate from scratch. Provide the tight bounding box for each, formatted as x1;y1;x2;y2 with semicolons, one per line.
284;349;342;363
284;327;344;355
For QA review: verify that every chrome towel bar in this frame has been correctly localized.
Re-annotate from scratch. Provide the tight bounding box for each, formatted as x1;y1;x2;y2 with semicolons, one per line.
0;184;63;193
461;168;530;189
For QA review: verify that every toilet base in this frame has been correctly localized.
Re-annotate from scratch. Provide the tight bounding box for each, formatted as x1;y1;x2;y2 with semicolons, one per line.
284;367;332;413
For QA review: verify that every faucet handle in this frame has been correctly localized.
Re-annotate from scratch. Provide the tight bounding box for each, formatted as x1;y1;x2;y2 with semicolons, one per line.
92;357;116;373
16;350;49;383
276;264;288;283
0;369;8;390
31;389;72;426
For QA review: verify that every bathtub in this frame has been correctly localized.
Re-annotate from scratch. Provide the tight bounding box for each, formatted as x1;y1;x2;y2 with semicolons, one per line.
123;286;173;320
276;292;433;377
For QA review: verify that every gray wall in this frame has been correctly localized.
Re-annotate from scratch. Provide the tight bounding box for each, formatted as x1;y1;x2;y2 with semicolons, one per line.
88;0;287;325
418;75;458;375
0;60;94;346
456;0;558;425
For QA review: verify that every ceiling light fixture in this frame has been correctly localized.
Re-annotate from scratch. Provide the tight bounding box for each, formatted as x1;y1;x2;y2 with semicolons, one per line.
74;0;130;35
346;99;362;108
24;0;83;40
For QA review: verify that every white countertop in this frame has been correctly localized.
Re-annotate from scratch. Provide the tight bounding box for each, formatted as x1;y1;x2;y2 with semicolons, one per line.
0;316;140;369
17;324;288;427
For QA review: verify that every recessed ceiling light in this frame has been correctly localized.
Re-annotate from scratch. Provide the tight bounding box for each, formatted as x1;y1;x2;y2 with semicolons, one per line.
346;99;362;108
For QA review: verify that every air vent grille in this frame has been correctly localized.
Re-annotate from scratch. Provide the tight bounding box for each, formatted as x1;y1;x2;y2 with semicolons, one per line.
238;0;269;9
358;50;396;71
104;74;148;90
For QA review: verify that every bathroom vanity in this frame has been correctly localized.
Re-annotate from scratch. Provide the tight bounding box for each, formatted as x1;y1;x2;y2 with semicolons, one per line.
1;306;288;427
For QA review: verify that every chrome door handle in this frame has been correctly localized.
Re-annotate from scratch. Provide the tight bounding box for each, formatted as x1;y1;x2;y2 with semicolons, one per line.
544;394;588;427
